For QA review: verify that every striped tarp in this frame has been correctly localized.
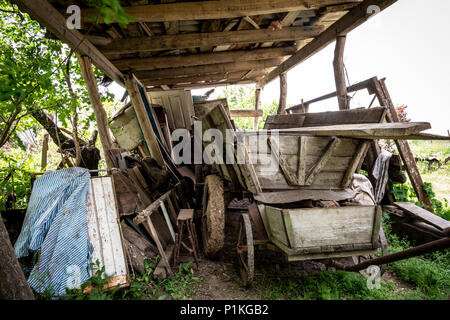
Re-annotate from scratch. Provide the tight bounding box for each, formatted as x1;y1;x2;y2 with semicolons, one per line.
14;167;92;296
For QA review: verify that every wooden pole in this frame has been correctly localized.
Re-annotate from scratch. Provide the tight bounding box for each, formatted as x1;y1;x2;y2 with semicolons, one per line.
333;35;349;110
0;213;35;300
124;74;165;166
277;73;287;114
41;133;49;171
372;79;432;211
254;88;261;130
77;54;114;169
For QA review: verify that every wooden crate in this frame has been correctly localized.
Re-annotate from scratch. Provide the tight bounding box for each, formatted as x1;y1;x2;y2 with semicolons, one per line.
259;205;382;261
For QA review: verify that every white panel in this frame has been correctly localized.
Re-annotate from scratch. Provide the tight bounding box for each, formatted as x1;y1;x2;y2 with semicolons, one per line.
86;177;128;282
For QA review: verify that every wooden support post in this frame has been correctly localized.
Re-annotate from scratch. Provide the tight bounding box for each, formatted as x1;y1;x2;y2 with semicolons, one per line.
372;78;432;211
277;73;287;114
254;88;261;130
333;36;349;110
77;54;114;170
41;133;49;171
124;74;165;166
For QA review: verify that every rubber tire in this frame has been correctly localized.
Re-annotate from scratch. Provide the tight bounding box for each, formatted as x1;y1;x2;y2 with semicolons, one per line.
201;175;225;258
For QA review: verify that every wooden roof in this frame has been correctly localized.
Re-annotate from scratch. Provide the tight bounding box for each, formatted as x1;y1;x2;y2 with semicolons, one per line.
13;0;398;90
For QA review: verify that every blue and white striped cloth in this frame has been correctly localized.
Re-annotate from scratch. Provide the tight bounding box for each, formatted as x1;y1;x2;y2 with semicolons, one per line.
14;167;92;296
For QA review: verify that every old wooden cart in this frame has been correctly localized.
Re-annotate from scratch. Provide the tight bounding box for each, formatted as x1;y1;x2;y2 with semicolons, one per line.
198;105;395;286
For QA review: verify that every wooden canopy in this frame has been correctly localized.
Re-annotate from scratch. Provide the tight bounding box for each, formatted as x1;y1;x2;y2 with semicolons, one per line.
13;0;397;90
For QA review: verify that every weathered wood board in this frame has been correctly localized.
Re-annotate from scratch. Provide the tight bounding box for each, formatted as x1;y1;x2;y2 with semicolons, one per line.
194;98;230;119
251;122;431;140
148;90;195;131
288;107;387;127
86;176;129;289
394;202;450;235
263;205;380;252
110;105;143;150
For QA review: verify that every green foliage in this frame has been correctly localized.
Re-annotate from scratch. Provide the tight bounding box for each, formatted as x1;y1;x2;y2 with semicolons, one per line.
391;181;450;220
216;85;279;131
86;0;133;26
382;217;450;299
64;257;201;300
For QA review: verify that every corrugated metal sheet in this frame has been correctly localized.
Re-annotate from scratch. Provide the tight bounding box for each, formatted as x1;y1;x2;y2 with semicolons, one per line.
86;176;129;289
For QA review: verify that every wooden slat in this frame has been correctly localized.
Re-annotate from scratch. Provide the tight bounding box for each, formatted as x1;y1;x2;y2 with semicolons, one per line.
98;26;324;54
12;0;124;86
136;58;284;81
258;0;399;87
257;122;431;139
248;202;269;241
305;137;340;185
112;46;296;71
268;136;299;186
341;140;370;187
79;0;362;23
229;110;263;118
394;202;450;234
146;216;173;276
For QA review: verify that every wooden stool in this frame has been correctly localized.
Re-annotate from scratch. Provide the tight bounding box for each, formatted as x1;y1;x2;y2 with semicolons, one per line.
173;209;200;269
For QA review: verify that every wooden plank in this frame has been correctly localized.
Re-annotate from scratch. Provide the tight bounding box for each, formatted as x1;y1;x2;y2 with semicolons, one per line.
86;177;128;287
258;0;399;87
264;114;306;129
282;205;377;248
160;202;176;243
12;0;124;86
112;47;296;71
257;122;431;139
146;216;173;276
98;27;324;54
124;74;164;166
136;58;284;81
394;202;450;234
277;73;288;114
229;109;263;118
287;107;387;126
78;0;361;23
305;137;340;185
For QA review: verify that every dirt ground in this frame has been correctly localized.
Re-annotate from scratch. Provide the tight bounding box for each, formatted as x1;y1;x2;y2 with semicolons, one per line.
175;202;413;300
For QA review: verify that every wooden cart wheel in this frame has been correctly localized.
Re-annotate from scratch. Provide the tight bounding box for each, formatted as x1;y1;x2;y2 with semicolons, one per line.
201;175;225;258
237;214;254;287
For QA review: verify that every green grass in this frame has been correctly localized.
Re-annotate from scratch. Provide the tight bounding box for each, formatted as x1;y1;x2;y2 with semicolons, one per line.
408;140;450;162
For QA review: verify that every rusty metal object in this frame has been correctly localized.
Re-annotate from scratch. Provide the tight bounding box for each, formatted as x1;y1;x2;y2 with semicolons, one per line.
328;237;450;272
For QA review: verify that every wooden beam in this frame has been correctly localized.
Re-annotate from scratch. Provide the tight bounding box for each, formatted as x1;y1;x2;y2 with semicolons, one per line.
136;58;284;81
79;0;363;23
306;137;341;185
277;73;288;114
258;0;399;87
98;26;324;54
333;35;349;110
112;46;296;71
229;110;263;118
372;78;432;211
77;55;115;170
147;79;257;91
12;0;124;86
142;70;268;87
124;74;164;166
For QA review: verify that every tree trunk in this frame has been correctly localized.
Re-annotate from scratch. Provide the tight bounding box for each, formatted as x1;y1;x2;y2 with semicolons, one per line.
0;213;35;300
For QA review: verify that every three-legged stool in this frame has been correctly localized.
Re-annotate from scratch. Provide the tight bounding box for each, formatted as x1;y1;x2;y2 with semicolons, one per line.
173;209;200;269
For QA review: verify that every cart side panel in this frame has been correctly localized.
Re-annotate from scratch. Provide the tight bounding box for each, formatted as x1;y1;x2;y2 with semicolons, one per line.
286;206;377;248
264;206;289;247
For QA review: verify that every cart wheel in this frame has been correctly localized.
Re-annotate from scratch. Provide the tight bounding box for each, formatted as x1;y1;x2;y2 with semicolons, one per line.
201;175;225;258
237;214;254;287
